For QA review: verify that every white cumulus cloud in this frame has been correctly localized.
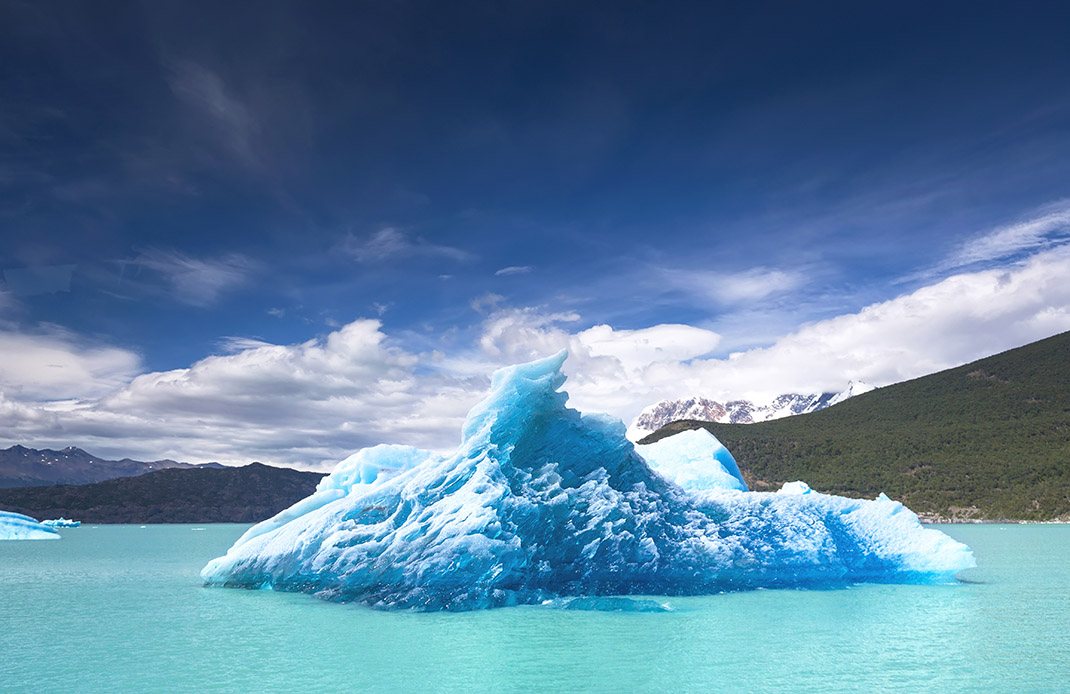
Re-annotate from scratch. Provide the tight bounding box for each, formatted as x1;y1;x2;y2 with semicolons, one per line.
0;327;142;401
1;246;1068;468
471;247;1070;417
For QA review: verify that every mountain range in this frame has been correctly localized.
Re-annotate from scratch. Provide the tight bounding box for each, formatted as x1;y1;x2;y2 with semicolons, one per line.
0;463;323;523
0;445;223;488
629;381;875;437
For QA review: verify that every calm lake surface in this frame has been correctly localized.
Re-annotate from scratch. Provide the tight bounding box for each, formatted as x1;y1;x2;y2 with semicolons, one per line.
1;524;1067;693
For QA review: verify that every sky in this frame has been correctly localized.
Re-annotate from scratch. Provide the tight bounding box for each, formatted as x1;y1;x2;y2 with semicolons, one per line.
2;2;1070;468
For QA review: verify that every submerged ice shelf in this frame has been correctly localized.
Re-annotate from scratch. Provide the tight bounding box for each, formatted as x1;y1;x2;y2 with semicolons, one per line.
0;510;60;540
203;352;974;610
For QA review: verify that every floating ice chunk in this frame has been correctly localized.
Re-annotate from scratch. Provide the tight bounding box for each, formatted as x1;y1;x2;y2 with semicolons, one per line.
41;518;81;528
636;428;747;492
778;481;812;495
203;351;974;611
0;510;60;540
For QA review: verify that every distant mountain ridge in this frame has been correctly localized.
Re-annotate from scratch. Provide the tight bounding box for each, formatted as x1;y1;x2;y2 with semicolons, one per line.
0;445;224;488
0;463;324;523
629;381;875;437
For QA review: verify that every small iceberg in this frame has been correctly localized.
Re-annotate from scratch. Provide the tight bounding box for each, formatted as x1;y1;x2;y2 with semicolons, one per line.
777;481;814;496
41;518;81;528
203;352;974;611
1;510;61;540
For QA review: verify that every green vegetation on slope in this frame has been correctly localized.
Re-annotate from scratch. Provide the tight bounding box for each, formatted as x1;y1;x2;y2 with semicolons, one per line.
640;331;1070;521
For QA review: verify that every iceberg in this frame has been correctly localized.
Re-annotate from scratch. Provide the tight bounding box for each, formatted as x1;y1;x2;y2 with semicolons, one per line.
41;518;81;528
203;352;974;610
0;510;61;540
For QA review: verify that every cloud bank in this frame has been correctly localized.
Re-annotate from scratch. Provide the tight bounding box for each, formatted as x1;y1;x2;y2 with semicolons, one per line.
2;246;1068;468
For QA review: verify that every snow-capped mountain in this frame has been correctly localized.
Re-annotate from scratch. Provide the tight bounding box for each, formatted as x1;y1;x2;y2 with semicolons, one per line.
629;381;876;439
0;445;224;488
826;380;877;407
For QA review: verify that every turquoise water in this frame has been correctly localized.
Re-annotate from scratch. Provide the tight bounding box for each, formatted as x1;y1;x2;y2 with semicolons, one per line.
1;525;1067;693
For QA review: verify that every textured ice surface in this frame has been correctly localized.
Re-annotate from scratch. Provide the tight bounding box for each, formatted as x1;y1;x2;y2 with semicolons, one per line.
636;428;748;492
0;510;60;540
228;444;440;550
203;352;974;610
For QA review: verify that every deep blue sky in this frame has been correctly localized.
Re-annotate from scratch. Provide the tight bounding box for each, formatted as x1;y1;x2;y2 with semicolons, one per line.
3;1;1070;371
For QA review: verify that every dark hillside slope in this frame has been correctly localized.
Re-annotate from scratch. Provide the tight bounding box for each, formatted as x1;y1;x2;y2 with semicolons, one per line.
0;463;323;523
641;331;1070;520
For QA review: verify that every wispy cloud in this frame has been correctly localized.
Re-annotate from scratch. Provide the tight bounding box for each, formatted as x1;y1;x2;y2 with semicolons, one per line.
715;268;806;303
340;227;473;263
942;203;1070;271
166;60;260;168
660;266;807;305
495;265;534;276
129;249;256;306
218;336;275;353
892;202;1070;288
470;292;505;314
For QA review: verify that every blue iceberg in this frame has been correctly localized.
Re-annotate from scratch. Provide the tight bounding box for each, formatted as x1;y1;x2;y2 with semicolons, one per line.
41;518;81;528
203;352;974;610
0;510;61;540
